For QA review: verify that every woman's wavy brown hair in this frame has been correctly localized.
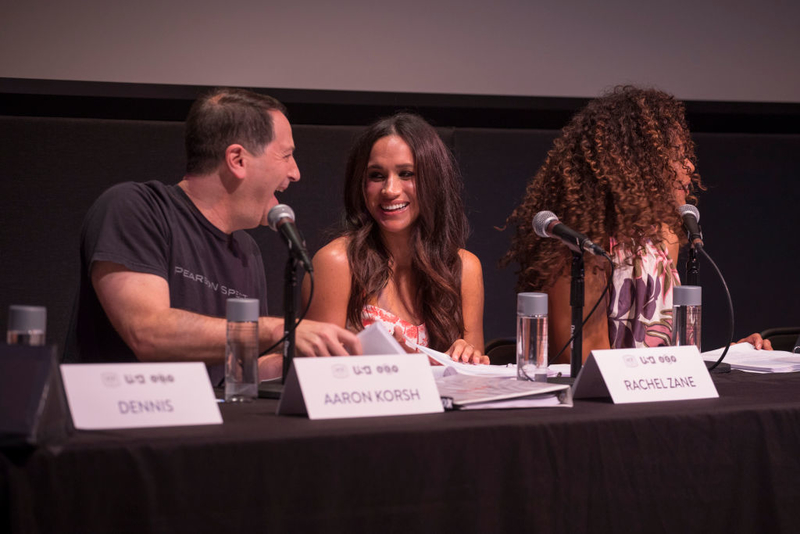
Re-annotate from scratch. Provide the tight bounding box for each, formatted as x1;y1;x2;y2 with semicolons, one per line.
503;86;703;291
342;113;469;351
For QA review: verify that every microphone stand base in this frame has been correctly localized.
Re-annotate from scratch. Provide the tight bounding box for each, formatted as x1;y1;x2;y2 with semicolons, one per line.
705;361;731;374
547;376;575;386
258;380;284;399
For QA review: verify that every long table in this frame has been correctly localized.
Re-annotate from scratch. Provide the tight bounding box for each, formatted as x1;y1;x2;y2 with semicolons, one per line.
3;371;800;533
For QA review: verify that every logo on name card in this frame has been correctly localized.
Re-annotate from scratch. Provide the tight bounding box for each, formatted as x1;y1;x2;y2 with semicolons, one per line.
623;354;638;368
109;373;178;386
332;364;349;379
148;374;175;384
101;372;121;388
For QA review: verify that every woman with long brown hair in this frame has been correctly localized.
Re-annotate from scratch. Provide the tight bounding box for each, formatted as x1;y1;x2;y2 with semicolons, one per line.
503;86;769;363
302;113;486;363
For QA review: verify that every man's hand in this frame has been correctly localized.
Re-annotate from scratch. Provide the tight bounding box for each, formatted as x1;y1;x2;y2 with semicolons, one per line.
292;319;362;357
258;353;283;380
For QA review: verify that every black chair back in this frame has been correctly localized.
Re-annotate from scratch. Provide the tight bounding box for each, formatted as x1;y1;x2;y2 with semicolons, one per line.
760;327;800;353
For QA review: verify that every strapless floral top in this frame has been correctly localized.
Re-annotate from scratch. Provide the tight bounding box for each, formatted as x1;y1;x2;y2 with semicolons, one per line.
360;305;429;347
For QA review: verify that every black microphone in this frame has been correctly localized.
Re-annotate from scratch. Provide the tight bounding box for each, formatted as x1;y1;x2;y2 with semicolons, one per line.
267;204;313;272
678;204;704;249
532;211;607;257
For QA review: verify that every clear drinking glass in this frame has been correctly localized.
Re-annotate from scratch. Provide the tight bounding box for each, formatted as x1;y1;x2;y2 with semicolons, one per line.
672;286;702;351
6;305;46;346
517;293;548;382
225;298;259;402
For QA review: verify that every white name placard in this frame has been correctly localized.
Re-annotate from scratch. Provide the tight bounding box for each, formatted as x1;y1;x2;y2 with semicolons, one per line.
277;354;444;419
60;363;222;429
572;346;718;403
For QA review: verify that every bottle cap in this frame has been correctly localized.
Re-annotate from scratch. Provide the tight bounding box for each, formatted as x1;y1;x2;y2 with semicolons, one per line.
673;286;702;306
7;305;46;333
226;298;259;322
517;292;548;316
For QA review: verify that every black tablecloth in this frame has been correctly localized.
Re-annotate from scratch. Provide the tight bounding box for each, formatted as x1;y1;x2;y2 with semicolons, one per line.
3;371;800;533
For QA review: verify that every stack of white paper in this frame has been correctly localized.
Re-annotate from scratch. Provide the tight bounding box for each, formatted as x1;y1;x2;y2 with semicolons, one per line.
434;374;572;409
356;325;574;409
702;343;800;373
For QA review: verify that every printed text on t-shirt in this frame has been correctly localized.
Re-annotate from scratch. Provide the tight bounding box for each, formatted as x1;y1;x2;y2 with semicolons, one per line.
174;266;248;298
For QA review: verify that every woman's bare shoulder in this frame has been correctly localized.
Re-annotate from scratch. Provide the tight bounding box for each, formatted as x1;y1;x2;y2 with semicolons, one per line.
313;237;351;271
458;248;483;275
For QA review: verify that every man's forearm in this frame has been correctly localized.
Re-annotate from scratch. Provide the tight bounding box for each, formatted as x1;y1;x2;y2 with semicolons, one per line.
129;311;288;364
125;308;227;364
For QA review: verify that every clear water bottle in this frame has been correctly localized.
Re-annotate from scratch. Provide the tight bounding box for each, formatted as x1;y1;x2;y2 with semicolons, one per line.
517;292;548;382
6;305;46;346
225;298;259;402
672;286;702;351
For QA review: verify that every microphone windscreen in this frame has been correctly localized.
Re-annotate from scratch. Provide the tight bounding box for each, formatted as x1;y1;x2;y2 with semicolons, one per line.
678;204;700;222
532;210;558;238
267;204;296;231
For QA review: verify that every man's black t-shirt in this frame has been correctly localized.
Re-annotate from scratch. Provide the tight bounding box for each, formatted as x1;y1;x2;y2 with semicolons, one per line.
64;181;268;383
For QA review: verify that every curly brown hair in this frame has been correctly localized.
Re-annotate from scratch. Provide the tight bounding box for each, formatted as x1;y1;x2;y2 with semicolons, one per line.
343;113;469;351
503;86;703;291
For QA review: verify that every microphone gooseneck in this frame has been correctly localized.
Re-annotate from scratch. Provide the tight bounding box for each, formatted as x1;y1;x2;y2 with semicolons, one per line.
268;204;313;272
532;210;608;258
533;211;613;371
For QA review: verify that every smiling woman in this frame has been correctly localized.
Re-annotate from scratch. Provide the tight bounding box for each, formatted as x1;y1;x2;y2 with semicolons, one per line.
301;113;487;364
363;135;420;238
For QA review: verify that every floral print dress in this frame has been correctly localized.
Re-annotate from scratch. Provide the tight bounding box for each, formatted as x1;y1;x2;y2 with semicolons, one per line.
360;304;430;347
607;238;680;349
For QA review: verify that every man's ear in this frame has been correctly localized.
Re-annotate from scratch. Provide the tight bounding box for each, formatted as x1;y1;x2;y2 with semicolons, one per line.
225;144;247;179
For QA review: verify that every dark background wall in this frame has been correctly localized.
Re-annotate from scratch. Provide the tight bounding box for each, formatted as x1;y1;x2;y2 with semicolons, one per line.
1;80;798;354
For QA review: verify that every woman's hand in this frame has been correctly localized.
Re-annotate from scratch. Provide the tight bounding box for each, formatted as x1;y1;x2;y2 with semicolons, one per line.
735;333;773;350
446;339;490;365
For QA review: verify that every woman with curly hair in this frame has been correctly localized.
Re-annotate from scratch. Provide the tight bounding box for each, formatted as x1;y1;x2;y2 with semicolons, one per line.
503;86;769;364
302;113;486;363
